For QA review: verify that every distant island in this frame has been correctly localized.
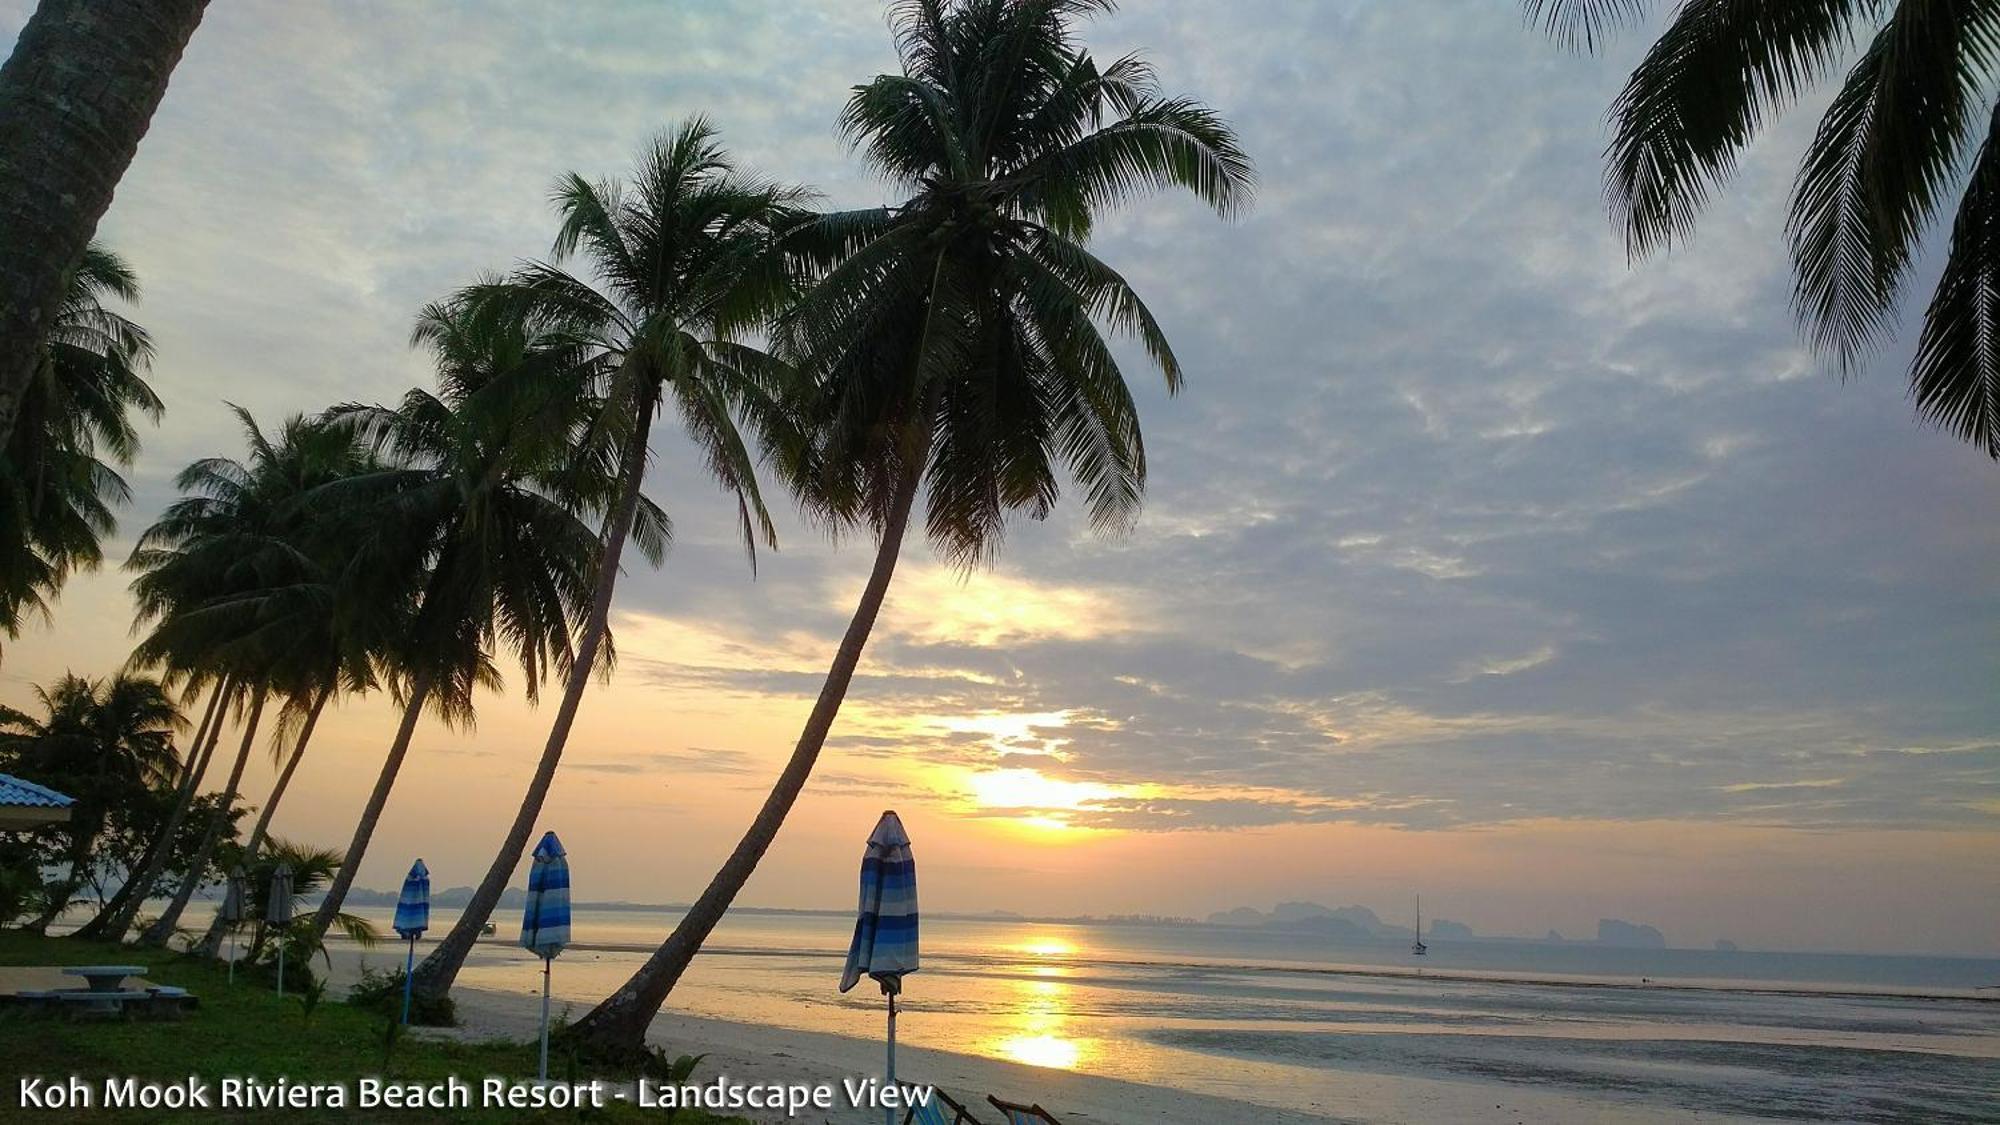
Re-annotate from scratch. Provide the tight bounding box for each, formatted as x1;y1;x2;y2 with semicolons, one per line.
321;887;1719;951
1206;901;1690;950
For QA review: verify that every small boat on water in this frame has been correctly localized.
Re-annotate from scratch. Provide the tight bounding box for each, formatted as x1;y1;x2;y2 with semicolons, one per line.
1411;894;1428;956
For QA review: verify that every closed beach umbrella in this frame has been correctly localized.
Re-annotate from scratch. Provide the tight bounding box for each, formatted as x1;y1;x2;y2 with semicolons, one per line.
394;859;430;1024
218;867;248;983
521;831;569;1079
267;863;293;997
841;810;918;1125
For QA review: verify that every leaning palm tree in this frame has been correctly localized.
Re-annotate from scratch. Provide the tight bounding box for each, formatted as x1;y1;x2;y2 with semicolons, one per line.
0;672;181;931
0;0;206;442
302;307;616;944
568;0;1252;1053
1525;0;2000;456
0;243;161;648
179;415;391;957
409;121;803;1003
77;674;231;939
121;410;389;946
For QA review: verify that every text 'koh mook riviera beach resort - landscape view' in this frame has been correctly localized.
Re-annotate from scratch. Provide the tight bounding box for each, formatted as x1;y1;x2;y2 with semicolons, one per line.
0;1;1995;1122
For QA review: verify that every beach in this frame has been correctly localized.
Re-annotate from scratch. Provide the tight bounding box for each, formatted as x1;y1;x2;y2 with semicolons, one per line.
285;906;2000;1124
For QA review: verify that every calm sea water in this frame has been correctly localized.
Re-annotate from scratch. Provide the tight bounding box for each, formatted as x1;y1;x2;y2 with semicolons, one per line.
282;905;1999;1123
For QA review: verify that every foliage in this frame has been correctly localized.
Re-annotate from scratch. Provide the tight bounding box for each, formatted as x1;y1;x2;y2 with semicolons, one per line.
775;0;1253;565
231;837;378;964
0;245;161;644
349;964;458;1027
1526;0;2000;457
0;672;185;926
0;929;747;1122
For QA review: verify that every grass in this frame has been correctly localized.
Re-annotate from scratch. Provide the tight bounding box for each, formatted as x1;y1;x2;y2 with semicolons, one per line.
0;929;747;1123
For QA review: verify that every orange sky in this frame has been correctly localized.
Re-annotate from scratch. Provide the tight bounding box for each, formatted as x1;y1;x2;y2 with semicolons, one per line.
4;0;1997;958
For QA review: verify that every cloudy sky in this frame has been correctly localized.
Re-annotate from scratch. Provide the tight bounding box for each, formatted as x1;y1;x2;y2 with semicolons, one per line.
5;1;1996;956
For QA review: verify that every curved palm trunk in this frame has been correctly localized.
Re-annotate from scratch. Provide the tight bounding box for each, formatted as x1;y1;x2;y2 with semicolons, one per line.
411;400;657;1002
0;0;207;440
193;685;330;957
169;684;224;793
305;670;436;944
139;688;266;947
568;464;921;1054
82;677;232;940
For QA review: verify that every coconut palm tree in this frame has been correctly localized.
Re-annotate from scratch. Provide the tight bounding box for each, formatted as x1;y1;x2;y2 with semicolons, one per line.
0;0;206;442
119;410;385;946
0;672;181;930
179;415;391;957
409;121;804;1003
567;0;1252;1053
0;243;160;647
76;674;230;939
1525;0;2000;456
302;306;619;943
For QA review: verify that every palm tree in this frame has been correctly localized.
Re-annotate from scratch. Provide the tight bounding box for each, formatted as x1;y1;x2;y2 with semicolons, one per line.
303;305;617;943
119;410;381;946
409;121;803;1003
181;415;390;957
237;837;377;990
0;0;206;442
0;243;161;647
0;672;182;931
567;0;1252;1053
1526;0;2000;456
76;674;229;939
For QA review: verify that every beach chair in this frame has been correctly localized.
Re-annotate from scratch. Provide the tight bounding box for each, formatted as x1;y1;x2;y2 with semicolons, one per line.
904;1089;985;1125
986;1095;1062;1124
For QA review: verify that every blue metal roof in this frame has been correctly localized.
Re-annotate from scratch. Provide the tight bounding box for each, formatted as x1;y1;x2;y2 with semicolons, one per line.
0;773;74;809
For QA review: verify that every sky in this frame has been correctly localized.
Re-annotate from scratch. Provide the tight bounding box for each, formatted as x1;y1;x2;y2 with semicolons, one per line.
4;1;1996;957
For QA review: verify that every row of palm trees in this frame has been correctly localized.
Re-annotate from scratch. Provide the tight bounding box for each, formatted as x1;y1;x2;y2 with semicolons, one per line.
10;0;1251;1056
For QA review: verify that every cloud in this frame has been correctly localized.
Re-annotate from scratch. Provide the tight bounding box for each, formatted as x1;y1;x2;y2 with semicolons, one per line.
4;0;1993;848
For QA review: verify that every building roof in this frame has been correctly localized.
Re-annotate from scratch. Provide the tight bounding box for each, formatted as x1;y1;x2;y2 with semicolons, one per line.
0;773;74;809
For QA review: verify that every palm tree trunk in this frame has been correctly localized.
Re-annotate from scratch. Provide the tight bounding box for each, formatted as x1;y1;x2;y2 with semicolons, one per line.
0;0;207;441
305;670;436;944
568;459;922;1054
193;685;330;958
169;683;224;793
139;687;266;947
411;397;657;1002
81;675;233;940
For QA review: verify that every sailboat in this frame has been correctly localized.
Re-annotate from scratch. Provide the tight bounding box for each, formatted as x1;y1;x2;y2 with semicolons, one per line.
1411;894;1428;956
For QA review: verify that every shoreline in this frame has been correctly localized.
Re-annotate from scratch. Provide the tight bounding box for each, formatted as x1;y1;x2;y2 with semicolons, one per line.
360;934;2000;1005
422;980;1347;1125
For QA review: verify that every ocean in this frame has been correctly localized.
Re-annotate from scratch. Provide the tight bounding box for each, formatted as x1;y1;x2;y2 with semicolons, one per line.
284;905;2000;1123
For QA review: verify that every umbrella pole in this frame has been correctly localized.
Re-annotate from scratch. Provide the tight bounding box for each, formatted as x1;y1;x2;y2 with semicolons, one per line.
227;927;236;985
885;990;897;1125
538;954;552;1081
401;936;415;1025
276;940;286;999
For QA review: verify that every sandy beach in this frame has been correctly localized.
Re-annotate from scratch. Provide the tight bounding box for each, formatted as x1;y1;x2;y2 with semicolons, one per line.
424;984;1344;1125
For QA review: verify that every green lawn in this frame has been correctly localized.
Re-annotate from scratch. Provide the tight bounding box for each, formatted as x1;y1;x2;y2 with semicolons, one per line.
0;930;745;1122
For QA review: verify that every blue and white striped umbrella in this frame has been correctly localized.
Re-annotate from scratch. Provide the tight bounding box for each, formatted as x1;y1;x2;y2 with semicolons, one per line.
520;832;569;958
841;810;918;994
393;858;430;939
522;831;569;1081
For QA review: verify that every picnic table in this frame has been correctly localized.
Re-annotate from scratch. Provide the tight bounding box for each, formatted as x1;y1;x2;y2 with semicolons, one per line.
59;965;147;1014
62;965;146;993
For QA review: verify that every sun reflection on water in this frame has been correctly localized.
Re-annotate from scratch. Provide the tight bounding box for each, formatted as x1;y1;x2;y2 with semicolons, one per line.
987;929;1092;1070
